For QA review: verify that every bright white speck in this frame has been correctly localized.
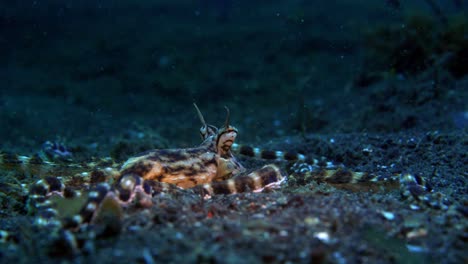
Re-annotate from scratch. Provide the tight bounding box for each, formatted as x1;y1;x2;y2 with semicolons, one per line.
73;215;83;224
0;230;8;237
232;143;239;151
329;138;335;143
45;208;57;214
297;154;306;161
314;231;330;243
40;200;52;206
122;178;134;189
35;218;48;226
406;244;428;253
275;151;283;159
253;148;261;156
362;147;372;153
86;203;97;211
380;211;395;220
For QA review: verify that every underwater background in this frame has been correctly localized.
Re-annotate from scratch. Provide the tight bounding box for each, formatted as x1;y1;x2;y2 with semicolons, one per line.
0;1;467;263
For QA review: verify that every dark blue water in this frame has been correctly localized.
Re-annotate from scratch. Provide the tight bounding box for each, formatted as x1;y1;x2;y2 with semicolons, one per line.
0;0;466;150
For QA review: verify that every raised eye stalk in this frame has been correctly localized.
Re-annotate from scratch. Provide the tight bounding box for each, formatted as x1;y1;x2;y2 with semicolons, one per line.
193;103;206;127
224;106;230;129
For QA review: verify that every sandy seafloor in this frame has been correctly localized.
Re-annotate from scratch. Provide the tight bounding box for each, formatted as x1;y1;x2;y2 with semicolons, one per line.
0;1;467;263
